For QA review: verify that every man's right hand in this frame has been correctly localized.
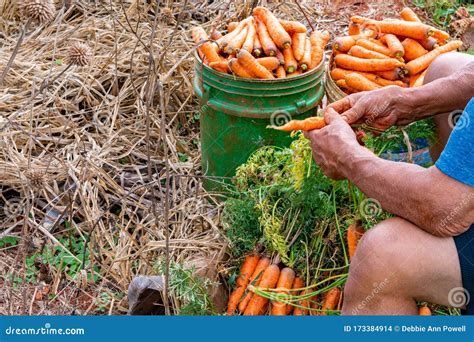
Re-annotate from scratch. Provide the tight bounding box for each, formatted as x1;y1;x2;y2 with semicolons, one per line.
326;85;413;130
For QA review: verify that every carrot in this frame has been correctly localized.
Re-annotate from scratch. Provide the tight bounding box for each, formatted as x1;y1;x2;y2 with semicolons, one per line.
242;19;256;53
347;220;365;261
310;30;330;69
283;46;298;73
287;70;302;77
255;17;278;56
279;19;307;34
345;72;381;91
409;69;427;87
356;39;392;56
432;29;449;42
293;290;310;316
275;65;286;78
238;257;271;313
287;277;304;315
224;25;248;54
336;79;350;89
401;38;428;61
192;26;221;63
376;68;403;80
334;54;403;72
348;22;361;36
300;38;311;71
253;7;292;49
227;255;260;314
275;49;285;65
292;33;306;61
253;33;263;57
244;264;280;316
320;288;341;315
404;40;462;75
309;294;320;316
229;58;253;78
210;29;223;40
209;61;229;73
237;49;275;79
271;268;295;316
349;45;390;60
419;306;432;316
256;57;280;70
351;16;435;40
400;7;420;22
333;36;357;52
228;21;239;33
331;68;405;87
267;116;326;131
418;37;438;51
373;77;407;87
381;34;404;58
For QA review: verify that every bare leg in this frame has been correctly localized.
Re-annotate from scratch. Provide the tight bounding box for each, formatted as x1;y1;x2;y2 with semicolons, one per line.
342;217;463;315
424;52;474;162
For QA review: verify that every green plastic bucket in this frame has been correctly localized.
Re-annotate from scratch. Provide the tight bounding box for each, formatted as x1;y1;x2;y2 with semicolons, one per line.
193;53;325;191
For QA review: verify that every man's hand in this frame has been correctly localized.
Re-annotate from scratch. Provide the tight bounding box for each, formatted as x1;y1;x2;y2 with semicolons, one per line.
327;86;413;130
305;108;361;180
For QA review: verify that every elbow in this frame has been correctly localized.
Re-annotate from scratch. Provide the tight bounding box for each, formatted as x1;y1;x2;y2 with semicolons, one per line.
429;212;471;238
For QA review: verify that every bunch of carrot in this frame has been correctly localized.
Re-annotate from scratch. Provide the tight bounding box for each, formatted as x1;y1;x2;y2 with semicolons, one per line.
227;255;342;315
192;6;330;79
330;7;462;93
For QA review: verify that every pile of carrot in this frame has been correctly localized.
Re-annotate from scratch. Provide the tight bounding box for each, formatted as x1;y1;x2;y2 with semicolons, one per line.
192;7;330;79
330;7;462;93
227;255;342;315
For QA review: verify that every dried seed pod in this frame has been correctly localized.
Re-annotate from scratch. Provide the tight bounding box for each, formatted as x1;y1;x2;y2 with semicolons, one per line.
25;170;47;188
18;0;55;24
67;42;92;66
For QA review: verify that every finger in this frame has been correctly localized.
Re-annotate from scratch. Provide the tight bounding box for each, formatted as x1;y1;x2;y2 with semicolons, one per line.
324;107;342;124
327;97;351;114
341;103;364;124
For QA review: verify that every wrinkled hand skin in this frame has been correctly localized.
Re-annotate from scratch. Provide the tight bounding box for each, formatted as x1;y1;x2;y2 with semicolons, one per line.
304;108;361;180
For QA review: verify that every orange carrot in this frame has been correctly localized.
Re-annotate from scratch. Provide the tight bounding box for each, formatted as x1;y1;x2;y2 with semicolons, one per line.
253;7;292;49
229;58;253;78
310;30;330;69
242;20;256;53
275;49;285;65
409;69;427;87
228;21;239;33
331;68;405;87
253;33;263;57
373;77;407;87
376;68;403;80
309;293;320;316
336;79;354;92
192;26;221;63
287;277;304;315
275;65;286;78
404;40;462;75
255;17;278;56
209;61;229;73
283;46;298;73
349;45;390;60
348;22;361;36
267;116;326;131
351;16;435;40
210;30;223;40
333;36;357;52
292;33;306;61
419;37;438;51
320;288;341;315
356;39;392;56
334;54;403;72
287;69;302;77
401;38;428;61
400;7;420;22
279;19;307;34
381;34;404;58
432;29;449;42
224;25;248;54
419;306;432;316
271;268;295;316
237;49;275;79
238;257;271;313
227;255;260;314
244;264;280;316
345;72;381;91
293;290;310;316
300;38;311;71
347;220;365;261
256;57;280;70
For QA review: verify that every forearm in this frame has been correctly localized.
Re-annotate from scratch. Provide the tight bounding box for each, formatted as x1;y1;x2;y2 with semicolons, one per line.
340;147;474;236
397;60;474;121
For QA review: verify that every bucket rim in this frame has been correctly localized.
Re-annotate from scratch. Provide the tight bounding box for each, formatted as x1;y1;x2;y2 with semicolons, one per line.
195;51;325;83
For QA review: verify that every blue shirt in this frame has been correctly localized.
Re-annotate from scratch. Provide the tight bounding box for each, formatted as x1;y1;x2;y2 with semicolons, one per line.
436;98;474;187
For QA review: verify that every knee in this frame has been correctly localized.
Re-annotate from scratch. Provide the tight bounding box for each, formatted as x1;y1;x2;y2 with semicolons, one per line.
424;52;470;84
